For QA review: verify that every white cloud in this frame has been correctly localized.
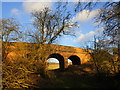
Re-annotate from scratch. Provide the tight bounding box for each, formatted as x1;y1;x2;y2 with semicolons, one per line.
11;8;21;16
22;0;52;13
76;31;96;42
75;27;104;42
72;9;100;22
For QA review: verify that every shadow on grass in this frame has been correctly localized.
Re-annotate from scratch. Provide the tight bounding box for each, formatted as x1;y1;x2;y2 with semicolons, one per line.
29;65;120;88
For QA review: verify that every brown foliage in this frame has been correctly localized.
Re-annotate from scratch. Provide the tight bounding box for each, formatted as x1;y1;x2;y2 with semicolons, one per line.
2;42;52;88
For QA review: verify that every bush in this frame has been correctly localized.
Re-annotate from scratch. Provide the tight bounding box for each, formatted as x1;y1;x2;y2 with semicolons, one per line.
90;49;118;74
2;42;52;88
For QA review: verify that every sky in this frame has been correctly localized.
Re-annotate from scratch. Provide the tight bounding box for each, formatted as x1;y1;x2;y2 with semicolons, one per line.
2;1;106;48
1;0;115;63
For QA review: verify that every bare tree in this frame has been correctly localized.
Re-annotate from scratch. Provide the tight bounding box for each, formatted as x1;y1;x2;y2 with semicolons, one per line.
96;2;120;64
28;3;77;44
0;18;22;42
75;1;120;72
25;3;78;76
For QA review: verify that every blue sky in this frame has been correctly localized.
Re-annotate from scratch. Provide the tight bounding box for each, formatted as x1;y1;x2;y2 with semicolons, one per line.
2;1;105;49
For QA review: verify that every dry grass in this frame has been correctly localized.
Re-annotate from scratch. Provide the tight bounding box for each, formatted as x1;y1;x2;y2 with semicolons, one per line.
47;63;59;70
47;63;72;70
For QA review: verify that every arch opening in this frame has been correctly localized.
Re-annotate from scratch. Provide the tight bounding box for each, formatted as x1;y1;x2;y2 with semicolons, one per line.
47;53;64;70
68;55;81;65
47;58;59;70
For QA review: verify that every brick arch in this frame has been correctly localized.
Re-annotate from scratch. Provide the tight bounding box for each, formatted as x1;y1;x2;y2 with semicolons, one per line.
68;55;81;65
47;53;65;70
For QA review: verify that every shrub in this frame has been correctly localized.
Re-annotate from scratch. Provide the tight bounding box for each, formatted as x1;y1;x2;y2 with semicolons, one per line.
2;42;52;88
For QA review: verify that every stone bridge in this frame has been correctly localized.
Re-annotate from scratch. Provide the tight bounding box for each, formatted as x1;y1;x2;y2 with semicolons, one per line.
45;44;91;70
7;42;91;70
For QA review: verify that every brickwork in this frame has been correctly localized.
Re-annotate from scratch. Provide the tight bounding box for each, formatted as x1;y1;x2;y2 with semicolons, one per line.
6;42;91;69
